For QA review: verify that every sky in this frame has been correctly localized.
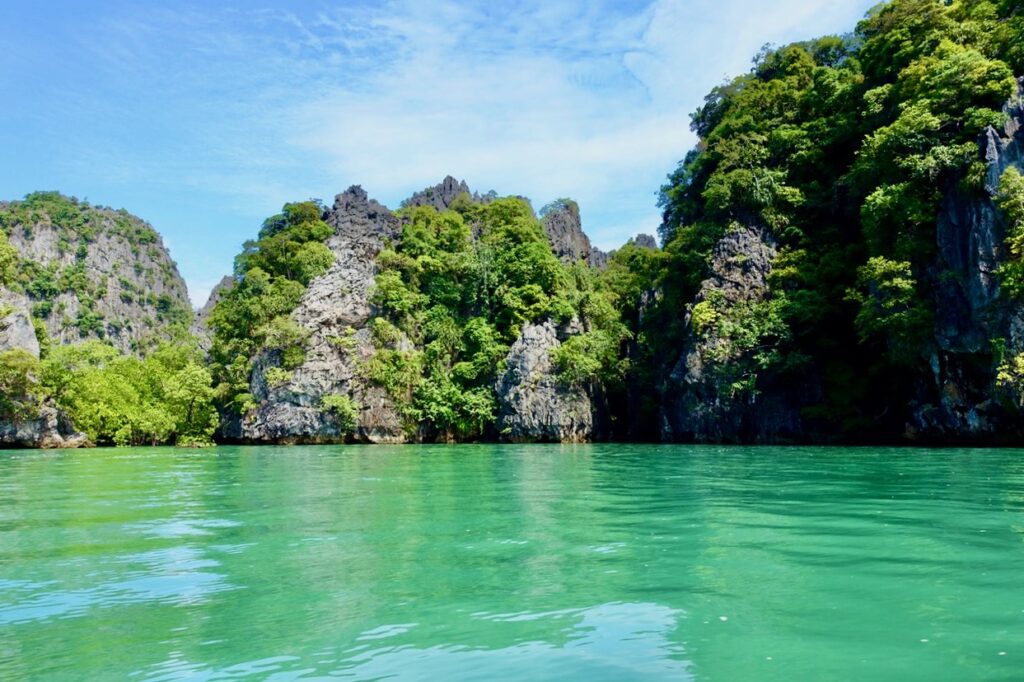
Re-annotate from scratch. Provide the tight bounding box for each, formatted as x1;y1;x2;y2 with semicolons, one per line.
1;0;878;306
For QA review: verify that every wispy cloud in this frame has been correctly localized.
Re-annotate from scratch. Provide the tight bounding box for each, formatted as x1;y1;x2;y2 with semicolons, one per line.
0;0;877;305
280;0;876;248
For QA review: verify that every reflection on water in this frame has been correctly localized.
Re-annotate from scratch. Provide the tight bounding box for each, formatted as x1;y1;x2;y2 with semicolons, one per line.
0;444;1022;680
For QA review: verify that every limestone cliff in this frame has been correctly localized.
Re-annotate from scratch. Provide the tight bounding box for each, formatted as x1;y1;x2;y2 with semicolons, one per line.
541;199;608;268
657;81;1024;444
0;287;88;449
660;226;806;443
907;79;1024;441
0;407;90;449
403;176;482;211
0;293;40;358
192;275;234;351
226;186;406;444
224;181;612;444
0;193;192;354
495;319;607;443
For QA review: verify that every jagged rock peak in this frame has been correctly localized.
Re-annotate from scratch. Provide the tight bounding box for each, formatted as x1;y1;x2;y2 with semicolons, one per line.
192;275;235;351
540;198;608;267
633;234;658;250
327;186;400;242
227;183;406;445
332;185;370;211
402;176;472;211
199;276;235;320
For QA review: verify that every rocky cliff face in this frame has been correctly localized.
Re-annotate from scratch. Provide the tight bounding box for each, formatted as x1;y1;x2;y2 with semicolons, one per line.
0;407;90;449
660;226;806;443
632;234;658;250
495;319;607;443
223;180;613;444
0;193;192;354
192;275;234;351
541;200;608;267
403;176;476;211
0;293;40;357
227;186;407;444
0;283;89;449
907;79;1024;441
657;82;1024;444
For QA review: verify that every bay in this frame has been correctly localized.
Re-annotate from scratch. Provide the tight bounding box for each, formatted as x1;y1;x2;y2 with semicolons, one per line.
0;444;1022;680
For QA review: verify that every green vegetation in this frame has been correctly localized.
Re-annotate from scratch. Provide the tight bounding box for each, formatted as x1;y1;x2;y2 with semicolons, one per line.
6;0;1024;446
997;166;1024;297
0;340;216;446
0;192;192;347
0;192;210;445
208;201;333;415
602;0;1024;436
0;231;16;287
39;341;216;446
368;199;626;440
319;394;360;434
0;349;41;421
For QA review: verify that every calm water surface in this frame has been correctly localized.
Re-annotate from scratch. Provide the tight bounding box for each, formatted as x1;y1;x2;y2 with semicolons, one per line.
0;445;1022;680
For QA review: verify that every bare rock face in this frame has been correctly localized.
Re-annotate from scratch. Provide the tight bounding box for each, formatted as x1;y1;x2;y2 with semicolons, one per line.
660;226;804;443
1;273;90;449
403;176;473;212
541;200;608;267
907;78;1024;441
495;319;605;443
231;186;407;444
0;194;192;355
0;406;90;449
0;294;91;449
0;293;40;357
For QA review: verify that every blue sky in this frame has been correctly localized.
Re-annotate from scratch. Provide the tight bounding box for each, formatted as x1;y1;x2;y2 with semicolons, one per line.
1;0;877;306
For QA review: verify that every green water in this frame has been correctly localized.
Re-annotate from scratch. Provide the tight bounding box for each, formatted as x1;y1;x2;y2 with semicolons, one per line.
0;445;1022;681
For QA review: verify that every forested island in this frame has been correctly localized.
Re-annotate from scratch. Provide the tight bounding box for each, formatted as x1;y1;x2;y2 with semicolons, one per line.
2;0;1024;448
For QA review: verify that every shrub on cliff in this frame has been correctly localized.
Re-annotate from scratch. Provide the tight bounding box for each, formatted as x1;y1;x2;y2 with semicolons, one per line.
208;201;332;416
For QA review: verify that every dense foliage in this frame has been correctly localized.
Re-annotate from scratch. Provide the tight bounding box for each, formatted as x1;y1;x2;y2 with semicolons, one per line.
207;201;333;415
0;339;216;446
603;0;1024;437
0;193;213;446
369;198;627;440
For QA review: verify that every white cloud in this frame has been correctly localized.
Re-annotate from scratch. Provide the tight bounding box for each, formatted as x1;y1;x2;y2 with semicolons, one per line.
280;0;877;250
32;0;878;305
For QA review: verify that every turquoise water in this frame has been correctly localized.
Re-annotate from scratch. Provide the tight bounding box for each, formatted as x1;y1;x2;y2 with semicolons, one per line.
0;445;1022;680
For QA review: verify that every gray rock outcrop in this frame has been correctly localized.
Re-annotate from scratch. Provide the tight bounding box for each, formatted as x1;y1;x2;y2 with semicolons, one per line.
403;176;473;212
633;234;658;250
541;199;608;267
907;78;1024;440
660;226;805;442
0;406;90;449
229;186;407;444
1;194;191;354
192;275;234;351
0;293;40;357
0;295;90;449
495;319;605;442
218;179;615;444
